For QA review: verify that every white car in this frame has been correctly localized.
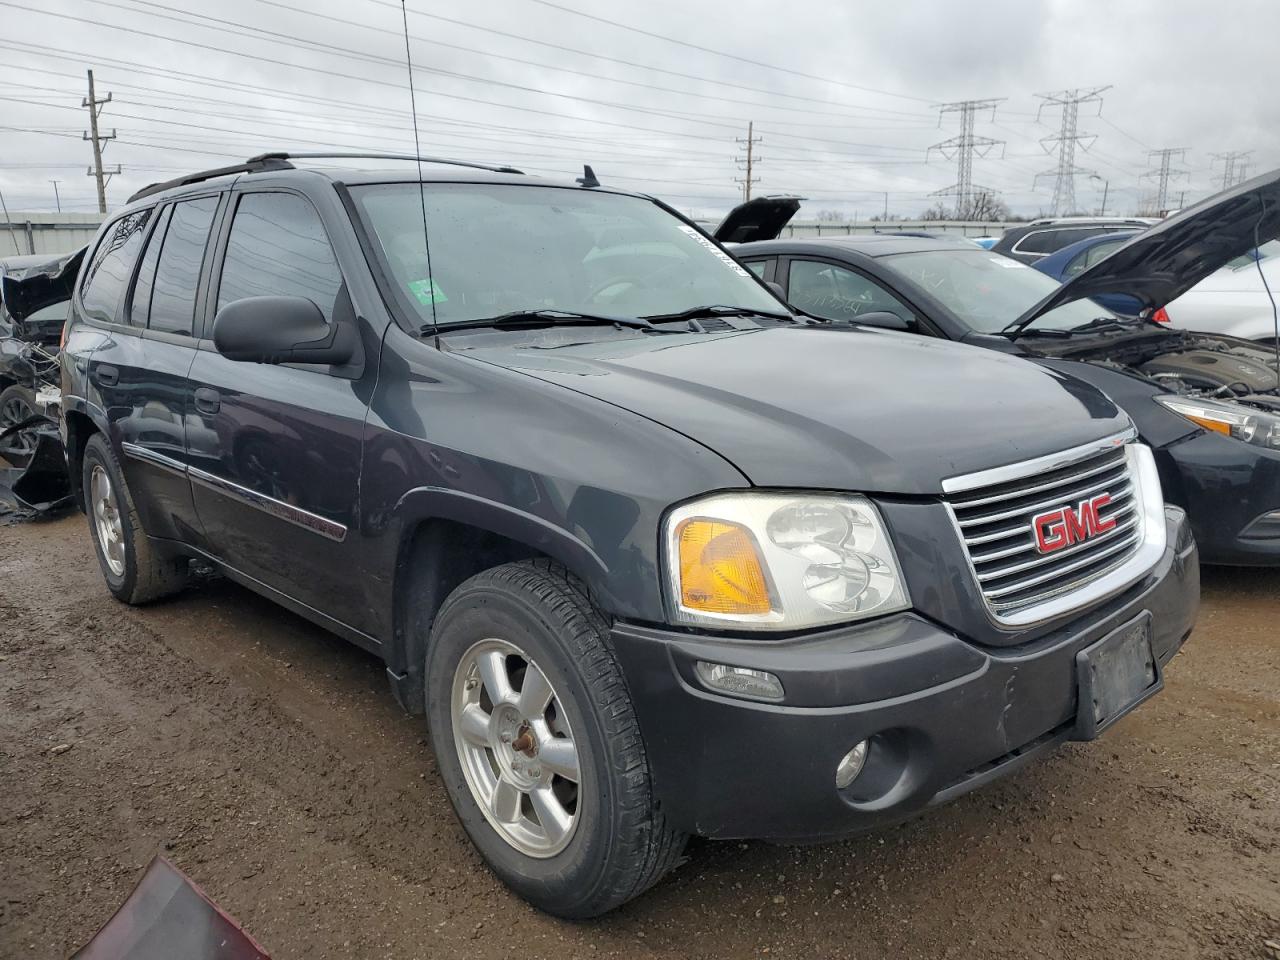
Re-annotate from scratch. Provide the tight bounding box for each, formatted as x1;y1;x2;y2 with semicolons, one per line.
1162;241;1280;343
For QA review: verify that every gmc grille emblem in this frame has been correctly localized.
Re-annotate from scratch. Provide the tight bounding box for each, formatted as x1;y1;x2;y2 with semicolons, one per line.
1032;493;1116;554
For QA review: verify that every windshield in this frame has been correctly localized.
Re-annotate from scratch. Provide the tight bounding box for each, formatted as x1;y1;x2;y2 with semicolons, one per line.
883;249;1110;333
350;182;782;327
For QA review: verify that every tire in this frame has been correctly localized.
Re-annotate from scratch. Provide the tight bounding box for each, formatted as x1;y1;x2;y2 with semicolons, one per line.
82;433;187;604
0;384;38;465
424;559;686;918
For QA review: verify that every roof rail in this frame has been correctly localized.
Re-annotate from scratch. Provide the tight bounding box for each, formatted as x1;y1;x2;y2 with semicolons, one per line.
247;151;525;175
126;151;525;204
127;155;295;203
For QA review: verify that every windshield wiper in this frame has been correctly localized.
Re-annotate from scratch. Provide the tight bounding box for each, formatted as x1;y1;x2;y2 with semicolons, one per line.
641;304;798;323
429;309;673;335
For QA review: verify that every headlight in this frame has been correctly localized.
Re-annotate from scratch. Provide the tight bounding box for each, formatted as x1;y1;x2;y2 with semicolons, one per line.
1155;394;1280;449
663;493;910;630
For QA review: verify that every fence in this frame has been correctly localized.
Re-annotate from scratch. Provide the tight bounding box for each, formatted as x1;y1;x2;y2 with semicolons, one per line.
779;220;1016;239
0;213;105;258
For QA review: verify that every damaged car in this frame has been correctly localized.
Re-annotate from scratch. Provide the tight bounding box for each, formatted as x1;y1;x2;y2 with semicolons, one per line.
48;152;1199;917
730;172;1280;564
0;250;79;511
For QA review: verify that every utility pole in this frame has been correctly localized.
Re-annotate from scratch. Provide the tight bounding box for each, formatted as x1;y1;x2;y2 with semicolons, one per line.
49;179;62;212
1211;150;1252;191
1142;147;1188;215
927;98;1004;219
734;121;761;202
882;191;889;220
83;69;119;214
1033;86;1110;216
1087;173;1109;216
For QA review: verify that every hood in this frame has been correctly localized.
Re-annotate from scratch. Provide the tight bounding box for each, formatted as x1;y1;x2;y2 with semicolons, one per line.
713;196;802;244
1;246;85;321
460;326;1129;494
1011;166;1280;330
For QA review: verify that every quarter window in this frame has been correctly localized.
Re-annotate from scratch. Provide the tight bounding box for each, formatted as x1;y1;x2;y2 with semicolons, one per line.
787;260;914;324
217;192;343;322
80;209;153;323
148;196;219;336
128;206;170;327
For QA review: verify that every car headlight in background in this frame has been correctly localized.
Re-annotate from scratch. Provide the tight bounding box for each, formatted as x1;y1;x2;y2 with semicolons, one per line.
1155;395;1280;449
664;493;910;630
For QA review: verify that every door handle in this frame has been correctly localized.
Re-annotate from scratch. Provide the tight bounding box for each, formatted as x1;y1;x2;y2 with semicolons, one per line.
193;387;221;415
94;364;119;387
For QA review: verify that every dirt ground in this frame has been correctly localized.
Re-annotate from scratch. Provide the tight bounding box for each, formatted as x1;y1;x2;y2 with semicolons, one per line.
1;512;1277;960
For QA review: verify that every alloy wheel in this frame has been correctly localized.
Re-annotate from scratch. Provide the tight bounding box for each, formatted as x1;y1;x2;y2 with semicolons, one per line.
451;638;582;858
90;464;126;577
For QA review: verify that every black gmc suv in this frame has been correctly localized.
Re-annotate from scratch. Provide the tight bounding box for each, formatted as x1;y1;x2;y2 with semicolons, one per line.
47;153;1198;917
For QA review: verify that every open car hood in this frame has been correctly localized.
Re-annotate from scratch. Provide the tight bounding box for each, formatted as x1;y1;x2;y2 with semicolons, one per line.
1;246;85;322
1010;167;1280;331
713;195;802;243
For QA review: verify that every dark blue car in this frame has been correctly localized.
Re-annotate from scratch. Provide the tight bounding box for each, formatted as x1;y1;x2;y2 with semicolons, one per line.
1032;230;1143;316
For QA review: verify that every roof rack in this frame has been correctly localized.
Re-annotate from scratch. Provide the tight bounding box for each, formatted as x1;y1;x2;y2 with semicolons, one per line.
127;151;524;203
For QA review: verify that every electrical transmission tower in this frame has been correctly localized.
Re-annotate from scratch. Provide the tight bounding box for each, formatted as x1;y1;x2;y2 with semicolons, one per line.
927;98;1004;219
1034;86;1110;216
1142;147;1189;214
1211;150;1252;191
734;121;762;201
83;69;119;214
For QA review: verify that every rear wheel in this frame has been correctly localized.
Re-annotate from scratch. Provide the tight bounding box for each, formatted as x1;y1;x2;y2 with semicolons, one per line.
82;433;187;604
424;559;685;918
0;384;38;464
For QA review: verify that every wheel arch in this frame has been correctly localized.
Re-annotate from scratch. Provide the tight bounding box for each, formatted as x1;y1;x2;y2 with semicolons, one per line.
385;487;614;715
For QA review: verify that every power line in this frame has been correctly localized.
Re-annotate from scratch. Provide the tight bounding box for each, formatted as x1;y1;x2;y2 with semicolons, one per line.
1033;86;1110;216
928;98;1004;218
524;0;936;104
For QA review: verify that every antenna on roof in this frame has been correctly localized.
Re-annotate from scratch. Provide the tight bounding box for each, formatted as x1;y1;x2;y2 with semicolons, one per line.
400;0;438;342
576;165;600;188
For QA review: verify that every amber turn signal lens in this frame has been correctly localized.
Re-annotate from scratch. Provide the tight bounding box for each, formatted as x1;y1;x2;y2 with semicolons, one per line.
1185;414;1231;436
677;519;772;615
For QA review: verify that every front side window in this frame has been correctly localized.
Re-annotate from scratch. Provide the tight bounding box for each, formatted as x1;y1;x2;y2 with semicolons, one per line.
217;192;343;322
350;183;782;327
786;259;914;323
80;208;153;323
1064;237;1128;278
149;196;219;336
885;249;1108;333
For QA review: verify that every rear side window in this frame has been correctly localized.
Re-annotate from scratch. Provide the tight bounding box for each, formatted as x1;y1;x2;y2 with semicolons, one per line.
217;192;343;322
80;209;153;323
1014;227;1113;256
148;196;219;336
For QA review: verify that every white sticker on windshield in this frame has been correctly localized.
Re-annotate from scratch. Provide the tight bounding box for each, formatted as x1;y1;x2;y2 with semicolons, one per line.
677;224;751;276
989;257;1027;268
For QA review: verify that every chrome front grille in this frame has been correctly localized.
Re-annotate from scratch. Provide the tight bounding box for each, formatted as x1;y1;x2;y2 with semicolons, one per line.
946;443;1145;621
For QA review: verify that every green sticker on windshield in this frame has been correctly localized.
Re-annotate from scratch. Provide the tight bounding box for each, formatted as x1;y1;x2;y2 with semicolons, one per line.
407;278;448;305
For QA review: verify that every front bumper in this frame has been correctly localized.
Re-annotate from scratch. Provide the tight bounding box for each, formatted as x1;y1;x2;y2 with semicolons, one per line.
612;507;1198;841
1160;429;1280;565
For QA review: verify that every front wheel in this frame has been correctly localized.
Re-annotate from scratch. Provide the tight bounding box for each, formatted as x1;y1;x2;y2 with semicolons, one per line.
0;384;38;464
425;560;685;918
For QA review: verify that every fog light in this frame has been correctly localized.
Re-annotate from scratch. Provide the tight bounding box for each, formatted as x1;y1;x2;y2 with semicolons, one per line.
694;661;784;701
835;740;869;789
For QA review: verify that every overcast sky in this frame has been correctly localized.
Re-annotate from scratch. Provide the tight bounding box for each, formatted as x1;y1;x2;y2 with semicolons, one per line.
2;0;1277;221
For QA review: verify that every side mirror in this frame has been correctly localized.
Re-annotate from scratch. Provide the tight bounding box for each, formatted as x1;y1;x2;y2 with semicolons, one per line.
852;311;913;331
766;280;786;300
212;296;355;365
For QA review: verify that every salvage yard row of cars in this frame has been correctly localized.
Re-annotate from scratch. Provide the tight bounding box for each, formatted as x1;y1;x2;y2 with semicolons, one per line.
0;154;1276;917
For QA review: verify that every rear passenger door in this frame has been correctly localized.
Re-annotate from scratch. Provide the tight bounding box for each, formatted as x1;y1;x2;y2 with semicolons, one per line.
84;196;220;543
186;189;372;627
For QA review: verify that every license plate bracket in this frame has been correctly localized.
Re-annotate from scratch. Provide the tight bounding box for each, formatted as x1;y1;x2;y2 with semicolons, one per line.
1073;612;1161;741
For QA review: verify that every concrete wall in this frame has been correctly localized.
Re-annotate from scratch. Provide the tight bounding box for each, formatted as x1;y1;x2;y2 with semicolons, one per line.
0;213;105;258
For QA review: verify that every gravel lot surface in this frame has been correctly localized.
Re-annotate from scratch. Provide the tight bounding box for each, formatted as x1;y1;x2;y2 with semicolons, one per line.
2;513;1278;959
